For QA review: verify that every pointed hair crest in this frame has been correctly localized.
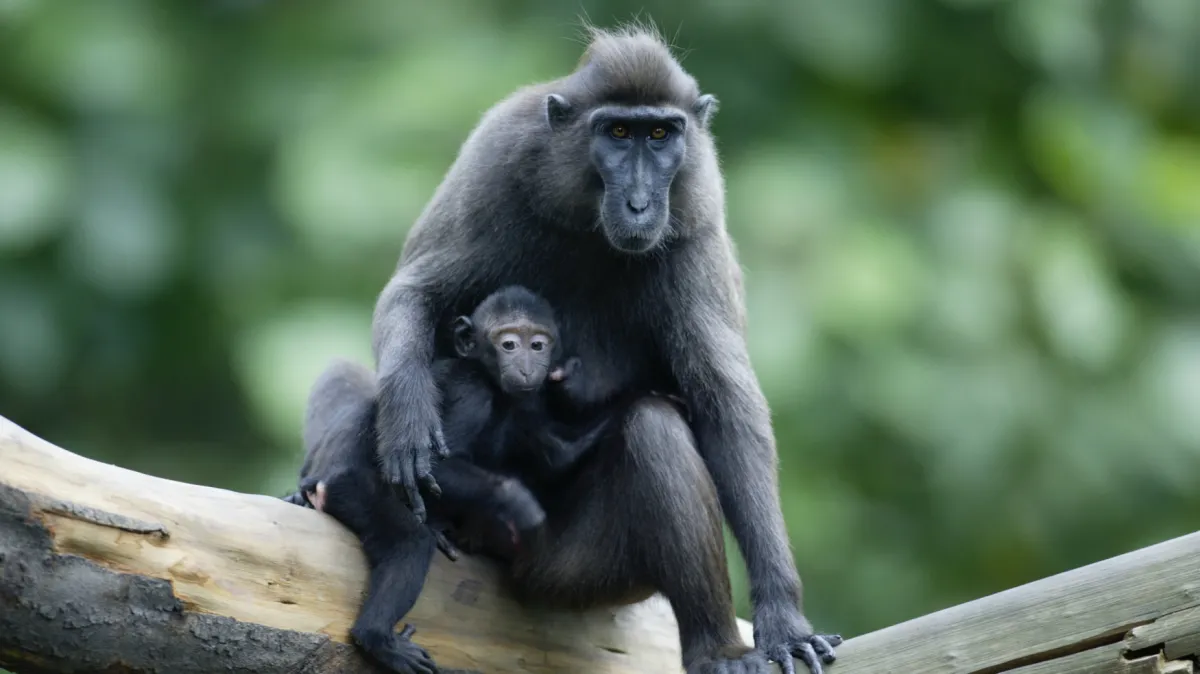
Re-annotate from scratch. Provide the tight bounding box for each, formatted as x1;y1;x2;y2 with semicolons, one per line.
572;23;700;107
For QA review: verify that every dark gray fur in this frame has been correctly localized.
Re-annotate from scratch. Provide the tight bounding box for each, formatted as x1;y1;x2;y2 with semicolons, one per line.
283;288;611;674
429;285;615;556
283;362;442;674
361;23;839;674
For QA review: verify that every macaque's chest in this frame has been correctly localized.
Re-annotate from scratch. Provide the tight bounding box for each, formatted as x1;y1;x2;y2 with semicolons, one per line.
554;303;656;398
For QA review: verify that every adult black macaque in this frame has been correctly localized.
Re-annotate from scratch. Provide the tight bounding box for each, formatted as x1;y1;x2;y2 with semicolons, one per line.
362;24;840;674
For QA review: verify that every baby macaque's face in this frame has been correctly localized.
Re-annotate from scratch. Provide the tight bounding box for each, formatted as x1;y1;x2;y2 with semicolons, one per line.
486;318;555;394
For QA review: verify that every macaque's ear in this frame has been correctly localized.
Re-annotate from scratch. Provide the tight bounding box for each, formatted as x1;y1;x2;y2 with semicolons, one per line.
545;94;573;130
452;316;475;358
693;94;718;129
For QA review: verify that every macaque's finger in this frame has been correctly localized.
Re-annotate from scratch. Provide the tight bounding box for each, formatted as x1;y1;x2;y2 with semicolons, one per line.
795;642;822;674
403;468;426;525
431;427;450;459
767;646;797;674
812;635;839;662
416;448;440;498
420;473;442;498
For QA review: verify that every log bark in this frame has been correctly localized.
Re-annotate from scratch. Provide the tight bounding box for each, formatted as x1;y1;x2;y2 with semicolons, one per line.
2;412;1199;673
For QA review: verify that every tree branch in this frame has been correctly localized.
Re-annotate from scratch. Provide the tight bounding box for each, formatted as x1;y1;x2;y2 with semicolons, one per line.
830;524;1200;673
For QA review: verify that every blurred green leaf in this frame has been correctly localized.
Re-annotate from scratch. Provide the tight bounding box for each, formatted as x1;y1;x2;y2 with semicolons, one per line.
1004;0;1102;80
233;301;376;447
810;220;929;339
1139;137;1200;228
1023;90;1147;210
747;268;820;407
0;106;72;252
1024;211;1130;372
12;0;186;115
0;279;66;397
1140;324;1200;450
60;156;182;300
772;0;904;88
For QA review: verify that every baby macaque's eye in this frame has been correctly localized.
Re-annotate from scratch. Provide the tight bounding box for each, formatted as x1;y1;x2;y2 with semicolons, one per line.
502;340;517;352
531;341;545;351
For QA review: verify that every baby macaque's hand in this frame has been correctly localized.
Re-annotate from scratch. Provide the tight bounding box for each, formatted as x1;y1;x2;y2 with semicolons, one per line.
548;357;579;383
548;356;582;383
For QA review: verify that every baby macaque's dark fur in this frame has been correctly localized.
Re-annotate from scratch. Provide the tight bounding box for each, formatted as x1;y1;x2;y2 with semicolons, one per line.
425;285;614;554
281;287;613;673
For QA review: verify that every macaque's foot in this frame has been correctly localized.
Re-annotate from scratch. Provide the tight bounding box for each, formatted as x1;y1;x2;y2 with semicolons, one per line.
761;634;842;674
280;490;310;508
352;624;438;674
450;518;524;562
495;478;546;532
688;645;772;674
306;481;328;513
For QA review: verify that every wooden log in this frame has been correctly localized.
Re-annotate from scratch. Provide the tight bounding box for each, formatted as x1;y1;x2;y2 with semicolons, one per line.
0;414;741;674
826;525;1200;672
3;411;1199;673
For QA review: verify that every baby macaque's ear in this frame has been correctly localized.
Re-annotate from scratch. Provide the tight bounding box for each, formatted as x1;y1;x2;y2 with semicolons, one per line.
452;316;475;358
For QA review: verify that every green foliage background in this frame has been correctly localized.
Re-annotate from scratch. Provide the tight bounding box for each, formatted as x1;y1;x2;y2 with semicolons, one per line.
3;0;1200;640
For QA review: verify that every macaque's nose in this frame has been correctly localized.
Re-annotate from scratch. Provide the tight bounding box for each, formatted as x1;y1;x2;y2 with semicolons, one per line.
627;195;649;213
517;355;536;386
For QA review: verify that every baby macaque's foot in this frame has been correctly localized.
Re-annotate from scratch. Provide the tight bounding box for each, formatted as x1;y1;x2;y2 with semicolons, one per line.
432;527;461;562
304;481;327;512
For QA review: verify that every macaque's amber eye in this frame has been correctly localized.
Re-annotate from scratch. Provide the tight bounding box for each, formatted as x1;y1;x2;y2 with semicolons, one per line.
650;127;668;140
531;341;545;351
501;339;517;352
610;124;630;139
